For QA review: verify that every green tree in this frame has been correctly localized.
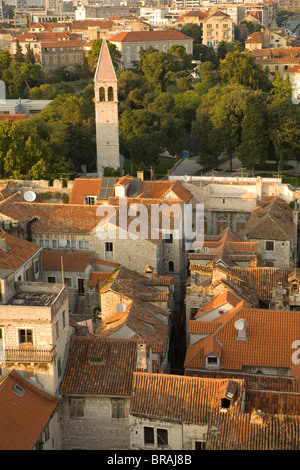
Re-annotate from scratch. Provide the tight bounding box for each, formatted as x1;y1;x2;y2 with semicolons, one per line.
25;45;35;64
236;93;270;169
0;50;11;80
181;24;202;44
270;71;292;98
219;50;271;91
140;51;177;92
0;121;50;179
14;39;24;63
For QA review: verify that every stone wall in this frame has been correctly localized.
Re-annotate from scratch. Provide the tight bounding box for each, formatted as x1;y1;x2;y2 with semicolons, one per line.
59;395;131;450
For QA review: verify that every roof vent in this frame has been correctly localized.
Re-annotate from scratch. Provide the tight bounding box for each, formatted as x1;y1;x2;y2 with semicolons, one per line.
234;319;248;340
12;384;25;397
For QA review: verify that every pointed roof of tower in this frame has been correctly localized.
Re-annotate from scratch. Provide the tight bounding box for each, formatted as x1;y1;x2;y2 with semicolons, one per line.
94;38;117;82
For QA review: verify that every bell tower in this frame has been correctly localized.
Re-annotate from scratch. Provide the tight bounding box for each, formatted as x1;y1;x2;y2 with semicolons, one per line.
94;39;121;177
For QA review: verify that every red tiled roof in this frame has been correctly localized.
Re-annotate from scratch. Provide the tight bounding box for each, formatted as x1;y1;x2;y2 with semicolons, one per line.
109;30;193;43
184;308;300;372
60;337;138;395
195;291;242;317
0;231;40;272
130;372;244;423
42;250;94;272
0;114;28;121
0;370;59;450
0;201;102;234
68;178;102;204
94;38;117;82
88;271;112;289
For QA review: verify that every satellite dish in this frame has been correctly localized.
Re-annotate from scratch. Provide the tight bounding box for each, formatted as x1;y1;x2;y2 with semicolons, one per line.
183;175;190;182
117;302;126;313
59;238;68;247
24;190;36;202
234;319;247;331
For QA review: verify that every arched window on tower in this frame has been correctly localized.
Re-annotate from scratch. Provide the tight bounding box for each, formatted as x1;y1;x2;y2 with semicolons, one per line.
99;87;105;102
108;86;114;101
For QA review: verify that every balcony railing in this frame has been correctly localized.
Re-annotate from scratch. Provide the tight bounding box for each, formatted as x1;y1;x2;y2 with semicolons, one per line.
1;347;55;363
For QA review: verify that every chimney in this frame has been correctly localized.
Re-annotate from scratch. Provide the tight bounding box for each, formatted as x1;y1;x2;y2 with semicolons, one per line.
136;342;147;370
144;265;154;278
0;236;8;252
234;319;248;340
137;170;144;181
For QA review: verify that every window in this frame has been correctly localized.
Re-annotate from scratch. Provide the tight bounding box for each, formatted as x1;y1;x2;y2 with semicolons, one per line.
34;259;39;275
195;441;206;450
64;277;72;287
168;261;174;272
207;357;218;364
223;24;228;28
44;424;50;442
99;87;105;102
221;398;231;409
84;196;96;205
266;241;274;251
25;268;30;281
52;239;57;248
70;398;84;417
144;427;154;445
105;242;113;259
19;329;33;345
12;384;25;397
108;86;114;101
55;320;59;340
62;310;66;329
207;24;212;29
48;276;56;283
157;429;168;447
57;357;62;378
111;400;125;419
164;233;173;244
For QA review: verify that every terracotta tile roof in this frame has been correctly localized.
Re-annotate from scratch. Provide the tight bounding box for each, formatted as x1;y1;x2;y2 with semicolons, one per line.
286;65;300;73
184;308;300;373
185;368;300;393
96;299;169;354
100;266;173;309
60;337;138;396
205;410;300;450
245;32;263;43
0;231;40;272
230;267;289;301
87;271;114;290
245;389;300;416
42;250;94;272
109;30;193;43
71;20;113;30
0;114;28;121
0;201;102;234
244;197;294;240
0;370;59;450
94;38;117;82
130;372;244;423
195;292;244;317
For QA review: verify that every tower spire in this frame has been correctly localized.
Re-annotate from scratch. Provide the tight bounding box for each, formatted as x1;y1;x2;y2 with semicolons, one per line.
94;39;122;177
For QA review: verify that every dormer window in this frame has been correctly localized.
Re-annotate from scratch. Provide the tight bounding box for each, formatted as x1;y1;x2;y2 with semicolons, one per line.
206;355;220;368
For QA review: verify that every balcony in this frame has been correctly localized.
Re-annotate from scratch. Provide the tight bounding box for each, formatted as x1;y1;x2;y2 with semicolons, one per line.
2;347;55;363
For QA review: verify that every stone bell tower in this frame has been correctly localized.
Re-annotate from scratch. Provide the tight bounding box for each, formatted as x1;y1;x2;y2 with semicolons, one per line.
94;39;121;177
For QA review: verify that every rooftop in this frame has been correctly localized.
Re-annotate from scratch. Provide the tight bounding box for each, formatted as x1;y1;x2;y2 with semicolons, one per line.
0;370;59;450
